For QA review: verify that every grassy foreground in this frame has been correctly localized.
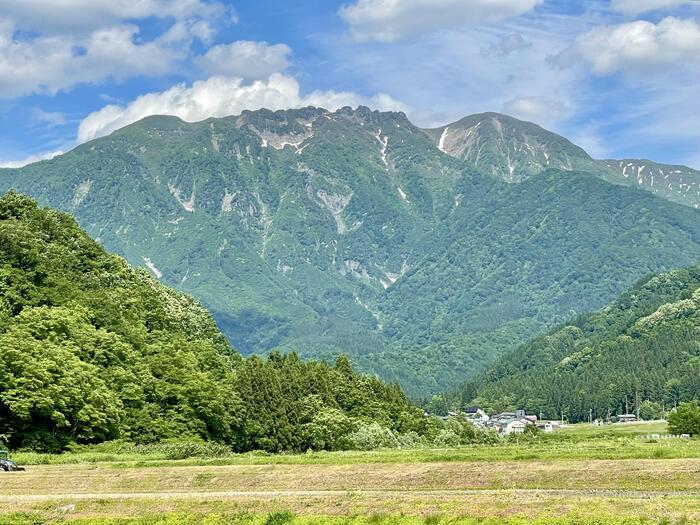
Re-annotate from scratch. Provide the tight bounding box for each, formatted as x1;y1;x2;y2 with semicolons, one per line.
1;422;699;524
10;420;695;467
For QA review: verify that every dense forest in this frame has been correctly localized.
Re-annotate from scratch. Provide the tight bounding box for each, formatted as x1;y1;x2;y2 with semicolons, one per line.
458;265;700;421
0;192;486;452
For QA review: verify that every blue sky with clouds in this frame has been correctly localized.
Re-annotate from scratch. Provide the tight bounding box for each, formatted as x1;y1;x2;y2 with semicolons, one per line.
1;0;699;168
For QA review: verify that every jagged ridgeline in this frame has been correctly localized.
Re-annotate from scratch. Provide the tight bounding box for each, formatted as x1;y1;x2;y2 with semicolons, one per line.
0;192;423;451
465;265;700;421
1;107;700;395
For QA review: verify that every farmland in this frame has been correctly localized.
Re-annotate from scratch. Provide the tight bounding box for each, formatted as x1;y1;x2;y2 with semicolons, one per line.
1;422;699;524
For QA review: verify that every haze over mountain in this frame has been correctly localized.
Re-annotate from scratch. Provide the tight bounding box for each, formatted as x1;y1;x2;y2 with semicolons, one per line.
2;107;700;394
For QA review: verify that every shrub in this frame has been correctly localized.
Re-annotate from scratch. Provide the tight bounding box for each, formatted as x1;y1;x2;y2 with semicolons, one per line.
668;402;700;436
264;511;294;525
433;429;460;447
346;422;399;450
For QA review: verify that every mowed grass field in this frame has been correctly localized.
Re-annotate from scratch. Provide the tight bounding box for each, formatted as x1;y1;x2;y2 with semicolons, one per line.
1;421;699;524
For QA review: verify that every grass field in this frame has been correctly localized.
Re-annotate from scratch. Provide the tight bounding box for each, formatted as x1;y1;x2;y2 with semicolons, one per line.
1;421;698;524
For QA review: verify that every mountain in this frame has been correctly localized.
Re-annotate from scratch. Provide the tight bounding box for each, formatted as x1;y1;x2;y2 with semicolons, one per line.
1;107;700;395
0;192;422;452
429;112;700;209
464;264;700;421
426;112;601;183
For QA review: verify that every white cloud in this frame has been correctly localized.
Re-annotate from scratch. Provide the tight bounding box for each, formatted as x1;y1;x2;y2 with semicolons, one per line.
30;108;67;127
0;149;63;168
159;19;217;46
0;0;235;99
195;41;292;79
0;24;180;98
555;17;700;75
0;0;230;33
77;74;407;142
481;32;532;57
501;96;569;126
610;0;696;15
339;0;543;42
321;9;589;132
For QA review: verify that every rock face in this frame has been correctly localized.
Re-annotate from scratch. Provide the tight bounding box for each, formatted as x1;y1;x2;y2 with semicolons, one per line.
428;112;597;182
2;106;700;395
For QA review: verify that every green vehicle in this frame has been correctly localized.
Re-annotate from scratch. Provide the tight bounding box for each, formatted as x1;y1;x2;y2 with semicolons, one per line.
0;450;24;471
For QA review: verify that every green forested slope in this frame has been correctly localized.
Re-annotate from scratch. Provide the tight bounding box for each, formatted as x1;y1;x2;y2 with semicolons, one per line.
0;192;424;452
375;170;700;392
1;107;700;395
464;265;700;420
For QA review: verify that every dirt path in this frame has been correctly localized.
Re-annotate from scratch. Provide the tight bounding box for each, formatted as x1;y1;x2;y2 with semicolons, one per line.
4;488;700;502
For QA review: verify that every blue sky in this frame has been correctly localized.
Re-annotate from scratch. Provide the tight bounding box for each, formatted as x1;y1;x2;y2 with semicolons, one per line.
1;0;699;168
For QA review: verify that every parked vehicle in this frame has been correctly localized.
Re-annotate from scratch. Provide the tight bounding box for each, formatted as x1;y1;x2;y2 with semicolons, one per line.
0;450;24;471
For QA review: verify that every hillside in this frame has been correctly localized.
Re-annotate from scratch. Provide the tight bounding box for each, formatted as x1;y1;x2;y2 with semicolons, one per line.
426;112;600;182
2;107;700;395
0;192;423;452
429;112;700;208
465;264;700;421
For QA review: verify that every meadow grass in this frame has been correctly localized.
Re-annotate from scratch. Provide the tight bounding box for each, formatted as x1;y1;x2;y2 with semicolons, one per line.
2;422;698;524
11;421;697;468
0;510;697;525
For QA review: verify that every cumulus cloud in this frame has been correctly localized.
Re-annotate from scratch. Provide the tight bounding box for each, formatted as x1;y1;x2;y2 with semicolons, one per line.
0;0;236;99
501;96;569;126
610;0;696;15
195;41;292;79
0;24;180;98
77;73;407;142
552;17;700;75
0;0;231;33
339;0;543;42
159;19;218;46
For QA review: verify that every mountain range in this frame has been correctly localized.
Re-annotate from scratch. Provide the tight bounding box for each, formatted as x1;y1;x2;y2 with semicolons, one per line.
2;106;699;394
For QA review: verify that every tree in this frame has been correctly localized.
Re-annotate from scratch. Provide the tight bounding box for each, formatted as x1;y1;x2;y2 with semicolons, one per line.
639;400;663;421
667;402;700;436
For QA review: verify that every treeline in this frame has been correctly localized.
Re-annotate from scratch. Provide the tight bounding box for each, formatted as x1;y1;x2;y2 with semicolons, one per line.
457;265;700;421
0;192;489;452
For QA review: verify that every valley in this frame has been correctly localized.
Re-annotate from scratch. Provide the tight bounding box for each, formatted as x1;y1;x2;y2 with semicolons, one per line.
3;2;700;524
2;108;699;395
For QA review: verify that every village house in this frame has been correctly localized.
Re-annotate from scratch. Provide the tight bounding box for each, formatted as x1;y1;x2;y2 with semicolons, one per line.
501;419;527;435
464;406;489;423
430;407;558;436
486;409;539;435
617;414;637;423
536;421;561;432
